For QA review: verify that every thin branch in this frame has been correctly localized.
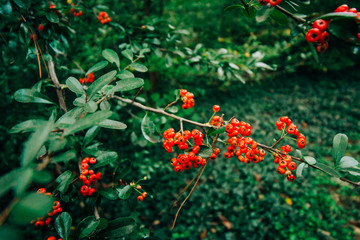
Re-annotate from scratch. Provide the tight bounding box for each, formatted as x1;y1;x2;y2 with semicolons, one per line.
48;60;67;112
112;96;214;129
180;119;184;134
275;5;306;24
131;86;143;104
163;99;178;111
271;137;283;148
124;57;142;70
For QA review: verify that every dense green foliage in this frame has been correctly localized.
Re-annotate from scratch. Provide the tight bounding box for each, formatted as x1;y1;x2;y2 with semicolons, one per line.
0;0;360;239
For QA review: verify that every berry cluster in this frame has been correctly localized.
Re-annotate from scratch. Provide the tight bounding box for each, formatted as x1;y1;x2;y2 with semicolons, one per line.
275;116;306;149
130;183;148;201
224;118;266;163
163;128;208;172
210;105;223;127
47;237;63;240
258;0;282;7
273;152;297;181
71;8;83;17
334;4;360;42
79;72;95;84
180;89;195;109
305;19;330;53
98;12;111;24
79;157;102;197
31;188;62;227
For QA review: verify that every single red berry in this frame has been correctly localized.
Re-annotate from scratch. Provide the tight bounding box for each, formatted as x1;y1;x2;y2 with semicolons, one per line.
213;105;220;112
45;217;51;225
224;152;232;159
174;165;183;173
230;118;240;127
89;158;97;164
284;145;292;152
297;138;306;149
96;172;102;180
316;42;329;53
287;174;296;182
142;192;148;198
259;149;266;157
210;153;217;159
38;24;44;31
35;221;44;227
276;166;286;175
89;174;98;182
268;0;282;6
47;237;56;240
88;188;96;196
53;201;60;209
285;170;292;176
319;31;329;43
348;8;357;13
334;4;348;13
137;195;144;201
37;188;46;194
283;155;292;162
306;28;321;42
80;185;89;195
89;170;94;175
81;163;89;170
183;162;192;170
288;161;297;170
192;145;200;154
214;148;220;155
170;158;178;166
279;116;289;123
312;19;328;32
278;160;287;168
82;157;90;163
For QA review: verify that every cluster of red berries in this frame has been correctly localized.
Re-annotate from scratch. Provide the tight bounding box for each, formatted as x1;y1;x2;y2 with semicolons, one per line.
31;188;62;227
224;118;266;163
163;128;209;172
79;72;95;84
47;237;63;240
334;4;360;42
258;0;282;7
130;183;148;201
275;116;306;149
98;12;111;24
210;105;224;127
180;89;195;109
273;152;297;181
71;8;83;17
305;19;330;53
79;157;102;197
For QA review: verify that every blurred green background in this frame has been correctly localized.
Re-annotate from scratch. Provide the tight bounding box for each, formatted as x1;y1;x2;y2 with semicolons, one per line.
1;0;360;239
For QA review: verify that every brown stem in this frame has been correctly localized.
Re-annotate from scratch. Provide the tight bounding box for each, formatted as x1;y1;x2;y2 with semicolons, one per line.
112;96;214;129
48;60;67;112
275;5;306;24
124;57;142;70
131;86;143;104
163;99;178;111
271;137;283;148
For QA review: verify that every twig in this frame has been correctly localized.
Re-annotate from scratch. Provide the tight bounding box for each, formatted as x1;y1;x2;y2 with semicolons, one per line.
48;60;67;112
180;119;184;134
271;137;283;148
131;86;143;104
275;5;306;24
124;57;142;70
164;99;178;111
32;37;42;78
112;96;214;129
240;0;249;15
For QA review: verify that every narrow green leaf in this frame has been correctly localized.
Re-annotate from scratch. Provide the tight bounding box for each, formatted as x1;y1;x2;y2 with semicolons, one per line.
99;217;136;238
14;89;55;105
117;185;133;200
21;120;54;167
102;49;120;68
56;107;83;127
296;162;307;178
98;188;118;200
54;171;75;194
83;126;101;147
224;5;243;12
339;156;359;169
64;110;112;136
130;63;148;72
9;193;53;225
303;156;316;165
52;150;77;163
9;119;47;133
55;212;72;240
317;12;357;20
121;49;133;61
270;9;288;25
15;168;33;196
87;71;117;100
116;70;134;79
86;61;109;75
92;151;118;169
332;133;348;167
97;119;127;130
315;163;340;178
0;168;24;198
256;5;274;23
66;77;85;95
77;216;100;239
84;100;98;113
141;113;160;143
107;78;144;95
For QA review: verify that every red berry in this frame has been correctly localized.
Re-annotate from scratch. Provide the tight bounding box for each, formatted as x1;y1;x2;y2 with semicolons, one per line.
276;166;286;175
80;185;89;195
306;28;321;42
88;188;96;196
81;163;89;169
53;201;60;209
288;161;297;170
268;0;282;6
334;4;348;13
38;24;44;31
287;174;296;181
35;221;44;227
137;195;144;201
96;172;102;180
312;19;328;32
89;158;97;164
89;174;97;182
316;42;329;53
213;105;220;112
174;165;183;173
82;157;90;163
297;138;306;149
37;188;46;194
284;145;292;152
258;0;269;6
279;116;289;123
47;237;56;240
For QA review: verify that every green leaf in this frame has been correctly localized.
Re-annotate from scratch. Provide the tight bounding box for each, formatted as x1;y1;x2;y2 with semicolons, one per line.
52;150;76;163
296;162;307;178
270;9;288;25
224;5;243;12
83;126;101;147
98;217;136;238
66;77;85;95
97;119;127;130
9;193;53;225
84;100;98;113
50;40;65;55
15;168;33;196
13;0;28;8
32;170;52;184
339;156;359;169
0;226;22;240
21;120;53;167
121;49;133;61
208;126;225;137
55;212;72;240
64;110;112;136
54;171;75;194
130;63;148;72
166;106;178;113
86;61;109;75
9;119;47;133
241;5;256;18
116;70;135;79
92;151;118;169
109;78;144;95
98;188;118;200
317;12;357;21
77;216;100;239
0;168;24;198
332;133;348;167
256;5;274;23
141;113;160;143
102;49;120;68
14;89;55;105
45;12;59;23
328;19;358;42
315;163;340;178
117;185;133;200
56;107;83;127
87;70;117;100
303;156;316;165
100;100;111;110
199;147;213;158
